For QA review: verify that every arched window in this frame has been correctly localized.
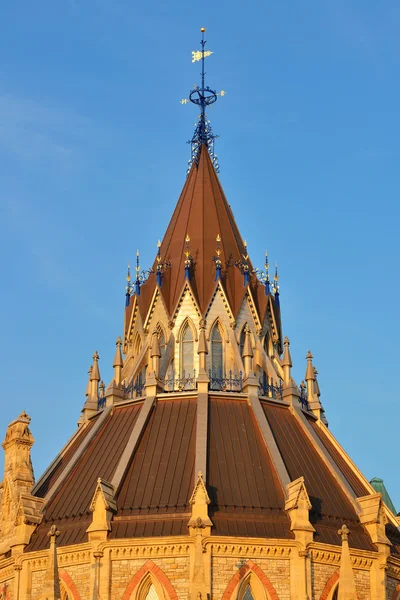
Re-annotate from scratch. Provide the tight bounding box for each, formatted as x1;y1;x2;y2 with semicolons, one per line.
144;584;159;600
60;587;69;600
210;323;223;377
264;331;270;357
181;322;194;375
242;585;255;600
239;327;246;358
157;326;167;378
332;587;338;600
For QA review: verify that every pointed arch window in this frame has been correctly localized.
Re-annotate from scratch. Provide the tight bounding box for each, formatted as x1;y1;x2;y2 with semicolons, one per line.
239;327;246;358
264;331;270;357
332;588;338;600
210;324;223;377
144;584;159;600
157;326;167;379
181;322;194;375
241;585;256;600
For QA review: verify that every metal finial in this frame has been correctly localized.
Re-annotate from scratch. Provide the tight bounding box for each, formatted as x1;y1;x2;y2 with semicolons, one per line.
184;234;192;281
125;264;131;306
272;262;280;296
213;233;222;281
181;28;225;174
235;240;251;286
154;240;171;287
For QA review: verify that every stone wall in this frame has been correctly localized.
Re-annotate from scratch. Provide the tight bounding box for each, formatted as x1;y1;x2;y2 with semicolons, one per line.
110;556;190;600
211;556;290;600
311;562;338;600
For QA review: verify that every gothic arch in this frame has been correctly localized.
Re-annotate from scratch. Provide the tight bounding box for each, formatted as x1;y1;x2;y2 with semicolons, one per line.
319;569;339;600
156;322;168;378
221;560;279;600
59;570;81;600
177;317;197;343
207;319;225;377
122;560;178;600
0;581;11;600
133;331;142;357
206;316;229;343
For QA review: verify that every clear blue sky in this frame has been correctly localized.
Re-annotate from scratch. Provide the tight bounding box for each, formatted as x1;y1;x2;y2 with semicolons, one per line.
1;1;399;509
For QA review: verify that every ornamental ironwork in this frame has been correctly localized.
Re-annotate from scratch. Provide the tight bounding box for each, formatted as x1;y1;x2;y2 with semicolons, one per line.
258;376;283;400
122;378;146;399
299;381;310;410
209;369;243;392
164;370;196;392
181;28;226;174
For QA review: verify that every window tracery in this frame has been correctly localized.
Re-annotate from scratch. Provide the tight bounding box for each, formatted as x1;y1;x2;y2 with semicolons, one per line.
157;325;168;378
181;322;194;375
239;326;246;358
207;322;224;377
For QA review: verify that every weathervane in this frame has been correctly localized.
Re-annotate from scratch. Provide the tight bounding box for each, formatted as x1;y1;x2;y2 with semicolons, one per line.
181;28;226;174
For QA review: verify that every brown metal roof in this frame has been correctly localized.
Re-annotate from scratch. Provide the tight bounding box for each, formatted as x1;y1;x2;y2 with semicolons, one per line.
207;397;291;539
112;398;196;536
262;403;374;551
27;404;142;550
34;417;99;498
136;145;257;320
306;416;370;498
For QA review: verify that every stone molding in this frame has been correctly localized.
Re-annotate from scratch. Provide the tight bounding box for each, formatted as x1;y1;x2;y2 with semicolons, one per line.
59;569;81;600
121;559;178;600
319;569;339;600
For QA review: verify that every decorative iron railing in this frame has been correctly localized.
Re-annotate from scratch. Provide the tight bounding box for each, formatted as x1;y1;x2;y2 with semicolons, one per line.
209;370;243;392
298;383;310;411
98;396;106;410
122;379;146;399
163;370;196;392
258;377;283;400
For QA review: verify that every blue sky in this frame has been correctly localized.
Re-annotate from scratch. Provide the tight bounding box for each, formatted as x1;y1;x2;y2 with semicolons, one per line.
1;1;399;509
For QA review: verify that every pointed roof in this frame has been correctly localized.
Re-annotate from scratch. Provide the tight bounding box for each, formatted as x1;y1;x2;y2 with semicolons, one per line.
137;144;254;319
370;477;397;515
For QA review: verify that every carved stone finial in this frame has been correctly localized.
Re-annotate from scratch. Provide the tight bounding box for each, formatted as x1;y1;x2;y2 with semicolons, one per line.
91;351;101;382
284;336;290;346
338;524;350;542
47;525;60;541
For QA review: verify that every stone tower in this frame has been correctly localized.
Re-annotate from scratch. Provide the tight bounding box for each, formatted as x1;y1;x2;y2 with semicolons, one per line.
1;29;400;600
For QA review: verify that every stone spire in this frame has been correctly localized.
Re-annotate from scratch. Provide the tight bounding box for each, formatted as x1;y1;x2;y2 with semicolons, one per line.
305;351;315;396
337;524;358;600
305;351;323;419
282;336;292;385
90;351;101;399
41;525;61;600
113;336;123;386
81;354;100;421
85;366;92;398
242;325;254;377
197;319;209;386
150;329;161;378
